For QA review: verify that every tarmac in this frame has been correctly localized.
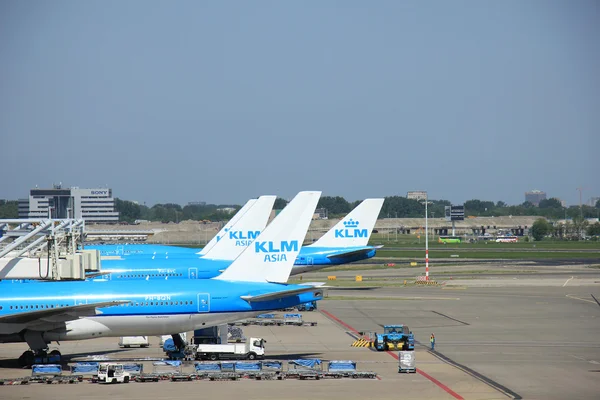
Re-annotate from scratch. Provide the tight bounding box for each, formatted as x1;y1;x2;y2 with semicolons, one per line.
1;267;599;399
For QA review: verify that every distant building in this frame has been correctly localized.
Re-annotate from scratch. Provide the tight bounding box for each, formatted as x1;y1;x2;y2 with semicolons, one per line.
525;190;547;206
407;191;427;201
589;197;600;207
188;201;206;206
18;184;119;223
217;207;236;214
314;208;328;220
559;199;567;208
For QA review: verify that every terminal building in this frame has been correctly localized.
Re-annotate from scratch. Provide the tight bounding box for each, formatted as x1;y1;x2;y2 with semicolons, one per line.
525;190;547;206
18;185;119;223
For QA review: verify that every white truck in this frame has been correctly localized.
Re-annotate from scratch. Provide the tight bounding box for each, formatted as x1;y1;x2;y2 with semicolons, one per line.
97;363;131;384
118;336;149;348
195;337;265;361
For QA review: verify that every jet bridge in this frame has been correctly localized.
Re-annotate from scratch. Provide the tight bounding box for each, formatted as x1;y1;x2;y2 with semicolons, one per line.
0;219;98;280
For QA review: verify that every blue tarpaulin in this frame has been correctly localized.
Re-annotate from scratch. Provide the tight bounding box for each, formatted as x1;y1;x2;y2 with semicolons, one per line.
328;361;357;371
123;363;143;373
32;364;61;375
220;362;235;371
235;362;261;371
153;360;181;367
290;359;322;369
163;338;177;352
71;362;99;374
261;361;283;370
194;363;221;372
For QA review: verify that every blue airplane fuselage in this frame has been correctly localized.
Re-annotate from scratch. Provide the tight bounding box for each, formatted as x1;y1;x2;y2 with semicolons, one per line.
0;279;323;340
96;246;377;280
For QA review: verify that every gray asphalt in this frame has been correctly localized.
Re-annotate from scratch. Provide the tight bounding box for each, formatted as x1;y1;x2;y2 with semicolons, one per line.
321;285;600;399
1;266;600;399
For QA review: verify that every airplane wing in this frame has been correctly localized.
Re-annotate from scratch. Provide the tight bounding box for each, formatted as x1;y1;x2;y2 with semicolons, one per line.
240;286;324;303
325;245;383;262
0;300;130;327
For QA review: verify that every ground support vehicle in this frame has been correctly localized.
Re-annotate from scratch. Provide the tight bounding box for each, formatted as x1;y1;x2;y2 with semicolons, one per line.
118;336;149;348
97;363;130;384
163;340;197;361
398;351;416;373
137;361;196;382
195;337;265;361
235;314;317;326
284;313;304;326
285;359;323;380
29;364;76;384
70;362;100;381
0;377;30;385
296;301;317;311
374;325;414;351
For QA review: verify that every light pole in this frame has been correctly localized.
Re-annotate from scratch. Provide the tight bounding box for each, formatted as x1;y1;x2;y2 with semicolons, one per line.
421;197;432;281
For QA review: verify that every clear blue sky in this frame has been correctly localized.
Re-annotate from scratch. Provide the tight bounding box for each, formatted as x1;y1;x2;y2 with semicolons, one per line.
1;1;598;206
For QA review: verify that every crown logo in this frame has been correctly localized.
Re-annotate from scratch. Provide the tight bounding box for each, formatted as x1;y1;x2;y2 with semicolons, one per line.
343;219;359;228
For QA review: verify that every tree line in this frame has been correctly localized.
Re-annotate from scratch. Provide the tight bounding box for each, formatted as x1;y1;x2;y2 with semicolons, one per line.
1;196;599;223
531;218;600;241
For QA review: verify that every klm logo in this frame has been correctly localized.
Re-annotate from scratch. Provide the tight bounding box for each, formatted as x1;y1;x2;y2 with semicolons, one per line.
216;228;230;242
229;230;260;246
255;240;299;262
335;219;368;238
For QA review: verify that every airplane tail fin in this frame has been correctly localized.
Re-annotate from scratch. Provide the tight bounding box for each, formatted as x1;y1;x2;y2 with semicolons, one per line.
197;199;257;256
201;195;276;260
309;198;384;248
214;191;321;283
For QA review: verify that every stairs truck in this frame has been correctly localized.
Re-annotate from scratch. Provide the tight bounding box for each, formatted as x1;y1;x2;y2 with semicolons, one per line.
195;337;265;361
374;325;414;351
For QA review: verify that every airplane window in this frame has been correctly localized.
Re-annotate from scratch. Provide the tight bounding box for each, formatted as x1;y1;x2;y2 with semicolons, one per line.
170;302;173;305
26;305;29;309
160;302;164;306
36;305;39;309
0;306;2;310
20;306;23;309
10;306;12;309
150;302;154;305
185;301;188;305
51;305;54;308
136;302;139;306
145;302;148;306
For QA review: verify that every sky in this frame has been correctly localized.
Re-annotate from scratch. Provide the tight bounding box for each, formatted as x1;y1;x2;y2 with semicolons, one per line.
1;1;598;207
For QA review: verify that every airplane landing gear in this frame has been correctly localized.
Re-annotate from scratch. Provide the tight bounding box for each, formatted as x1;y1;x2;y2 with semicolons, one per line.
17;349;62;368
17;350;35;368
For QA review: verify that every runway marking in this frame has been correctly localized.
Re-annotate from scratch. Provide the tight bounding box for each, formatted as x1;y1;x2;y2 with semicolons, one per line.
431;311;470;326
563;276;574;287
320;309;464;400
566;294;596;304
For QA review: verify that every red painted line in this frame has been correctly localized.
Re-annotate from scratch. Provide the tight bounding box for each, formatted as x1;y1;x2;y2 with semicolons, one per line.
321;309;359;334
321;309;464;400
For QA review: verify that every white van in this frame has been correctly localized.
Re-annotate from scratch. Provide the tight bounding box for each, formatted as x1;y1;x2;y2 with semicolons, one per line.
118;336;149;348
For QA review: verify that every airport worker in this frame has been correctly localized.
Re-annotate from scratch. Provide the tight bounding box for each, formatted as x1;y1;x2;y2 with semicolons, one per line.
430;333;435;350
